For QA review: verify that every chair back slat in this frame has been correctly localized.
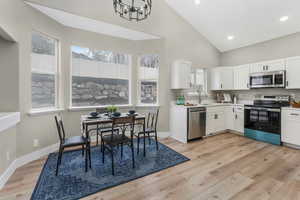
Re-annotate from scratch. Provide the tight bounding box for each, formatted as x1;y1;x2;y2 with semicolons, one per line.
55;116;65;143
154;108;160;130
108;116;135;142
146;108;159;131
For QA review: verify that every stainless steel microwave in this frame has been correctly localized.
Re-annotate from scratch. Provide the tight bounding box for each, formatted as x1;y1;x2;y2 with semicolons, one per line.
249;70;286;88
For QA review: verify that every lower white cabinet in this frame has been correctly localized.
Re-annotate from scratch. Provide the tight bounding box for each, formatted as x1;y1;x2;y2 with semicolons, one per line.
281;109;300;146
206;107;225;136
225;105;244;134
234;106;244;133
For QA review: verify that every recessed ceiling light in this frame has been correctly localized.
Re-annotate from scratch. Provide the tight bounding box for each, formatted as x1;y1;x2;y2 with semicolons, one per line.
227;36;234;40
280;16;289;22
194;0;201;5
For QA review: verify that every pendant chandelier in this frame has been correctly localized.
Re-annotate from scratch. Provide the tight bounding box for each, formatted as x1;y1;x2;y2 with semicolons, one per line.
113;0;152;22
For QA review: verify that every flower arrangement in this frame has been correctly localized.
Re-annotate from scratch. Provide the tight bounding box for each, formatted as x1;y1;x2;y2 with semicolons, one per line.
107;105;118;113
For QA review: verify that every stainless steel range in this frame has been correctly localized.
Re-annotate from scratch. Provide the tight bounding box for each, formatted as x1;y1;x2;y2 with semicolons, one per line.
244;95;290;145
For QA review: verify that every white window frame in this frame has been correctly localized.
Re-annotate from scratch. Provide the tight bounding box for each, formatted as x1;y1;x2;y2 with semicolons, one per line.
137;55;159;106
30;31;60;112
69;45;132;109
191;68;208;96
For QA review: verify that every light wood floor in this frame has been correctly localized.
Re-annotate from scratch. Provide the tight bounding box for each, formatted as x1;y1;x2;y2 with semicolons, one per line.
1;133;300;200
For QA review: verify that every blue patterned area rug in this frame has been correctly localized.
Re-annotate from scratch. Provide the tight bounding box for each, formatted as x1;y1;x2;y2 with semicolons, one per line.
31;139;189;200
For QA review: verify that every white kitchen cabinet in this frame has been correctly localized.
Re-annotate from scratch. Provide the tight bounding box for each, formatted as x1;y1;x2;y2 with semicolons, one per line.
210;67;234;90
286;57;300;89
233;65;250;90
171;60;192;89
233;106;244;133
225;106;235;130
281;109;300;146
250;59;285;73
225;105;244;134
206;107;225;136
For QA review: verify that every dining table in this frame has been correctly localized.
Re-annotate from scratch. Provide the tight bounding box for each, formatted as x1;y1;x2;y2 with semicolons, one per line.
81;113;147;156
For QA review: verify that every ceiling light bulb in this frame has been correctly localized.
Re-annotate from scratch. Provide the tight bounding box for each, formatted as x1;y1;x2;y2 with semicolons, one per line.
194;0;201;5
280;16;289;22
227;36;234;40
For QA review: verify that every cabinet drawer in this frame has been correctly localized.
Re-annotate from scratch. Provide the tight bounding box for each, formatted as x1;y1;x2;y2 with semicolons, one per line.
282;110;300;121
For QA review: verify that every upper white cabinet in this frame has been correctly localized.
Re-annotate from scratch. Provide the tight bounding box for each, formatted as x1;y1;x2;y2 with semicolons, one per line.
250;59;285;73
171;60;192;89
210;67;233;90
233;65;250;90
286;57;300;89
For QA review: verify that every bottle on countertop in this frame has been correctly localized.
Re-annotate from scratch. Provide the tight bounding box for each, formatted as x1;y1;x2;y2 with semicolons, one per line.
233;95;237;104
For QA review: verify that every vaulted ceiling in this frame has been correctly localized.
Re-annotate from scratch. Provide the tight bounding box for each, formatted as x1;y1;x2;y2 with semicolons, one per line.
165;0;300;52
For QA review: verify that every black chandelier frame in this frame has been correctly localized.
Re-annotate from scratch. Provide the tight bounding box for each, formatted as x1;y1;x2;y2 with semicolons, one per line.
113;0;152;21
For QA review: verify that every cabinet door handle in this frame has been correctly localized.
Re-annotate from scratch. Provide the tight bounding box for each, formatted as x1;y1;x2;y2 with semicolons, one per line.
263;66;265;71
290;113;300;116
235;114;237;119
286;81;289;87
221;84;223;89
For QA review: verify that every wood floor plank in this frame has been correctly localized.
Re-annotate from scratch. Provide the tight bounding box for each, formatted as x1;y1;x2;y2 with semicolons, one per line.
1;133;300;200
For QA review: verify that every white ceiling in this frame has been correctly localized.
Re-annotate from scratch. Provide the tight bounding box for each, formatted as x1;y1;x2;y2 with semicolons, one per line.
165;0;300;52
26;2;160;41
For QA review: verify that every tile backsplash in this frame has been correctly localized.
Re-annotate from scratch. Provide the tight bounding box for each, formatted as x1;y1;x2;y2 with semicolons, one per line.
171;88;216;104
171;88;300;105
225;89;300;102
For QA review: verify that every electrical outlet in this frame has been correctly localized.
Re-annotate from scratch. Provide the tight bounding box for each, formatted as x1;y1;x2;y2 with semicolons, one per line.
33;139;39;147
6;152;10;161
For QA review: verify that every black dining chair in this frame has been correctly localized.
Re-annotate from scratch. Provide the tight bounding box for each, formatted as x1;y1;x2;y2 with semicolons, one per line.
95;108;119;147
101;116;135;175
136;108;159;153
54;116;91;176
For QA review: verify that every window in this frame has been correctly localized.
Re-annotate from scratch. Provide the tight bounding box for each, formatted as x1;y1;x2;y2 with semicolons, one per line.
190;68;208;95
31;32;59;109
138;55;159;105
71;46;131;107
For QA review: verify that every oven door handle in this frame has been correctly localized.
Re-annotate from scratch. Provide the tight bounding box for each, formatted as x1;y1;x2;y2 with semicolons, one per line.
244;107;281;112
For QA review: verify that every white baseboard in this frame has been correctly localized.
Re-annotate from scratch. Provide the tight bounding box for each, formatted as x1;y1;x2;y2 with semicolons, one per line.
0;160;18;190
15;143;59;169
0;142;59;190
157;132;171;138
0;132;171;190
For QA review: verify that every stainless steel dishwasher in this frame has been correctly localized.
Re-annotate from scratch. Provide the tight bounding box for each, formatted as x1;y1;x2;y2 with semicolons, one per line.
187;107;206;141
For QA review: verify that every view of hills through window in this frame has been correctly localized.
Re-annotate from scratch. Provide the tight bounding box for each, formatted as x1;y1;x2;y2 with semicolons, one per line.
31;32;57;109
139;55;159;104
71;46;131;107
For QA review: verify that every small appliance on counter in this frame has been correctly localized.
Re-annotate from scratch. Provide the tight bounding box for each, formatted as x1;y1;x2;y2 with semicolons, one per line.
244;95;290;145
216;93;232;103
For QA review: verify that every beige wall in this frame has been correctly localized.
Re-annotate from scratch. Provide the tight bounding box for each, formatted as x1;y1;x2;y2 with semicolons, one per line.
0;127;16;176
221;32;300;66
0;38;19;112
0;0;220;169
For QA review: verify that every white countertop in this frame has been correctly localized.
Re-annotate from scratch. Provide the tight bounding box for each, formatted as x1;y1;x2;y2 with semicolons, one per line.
282;107;300;111
172;103;245;109
0;112;20;133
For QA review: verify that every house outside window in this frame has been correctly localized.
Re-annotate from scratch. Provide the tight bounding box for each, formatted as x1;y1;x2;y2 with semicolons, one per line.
31;32;59;109
138;54;159;105
71;46;131;107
